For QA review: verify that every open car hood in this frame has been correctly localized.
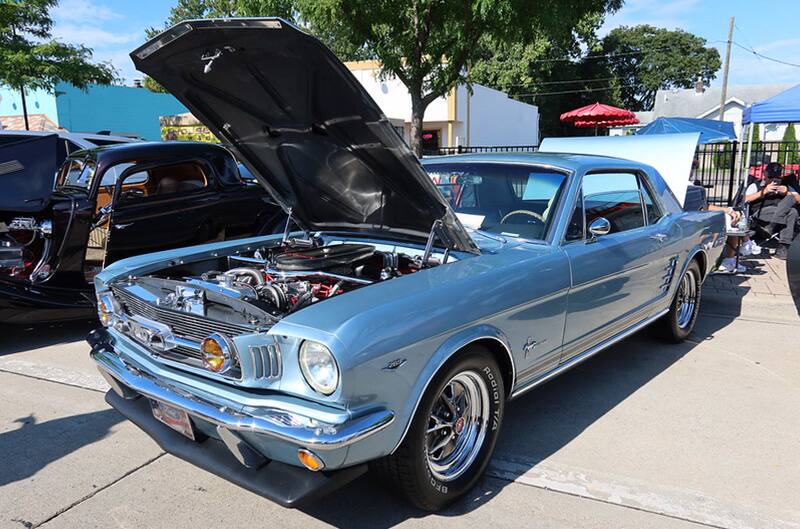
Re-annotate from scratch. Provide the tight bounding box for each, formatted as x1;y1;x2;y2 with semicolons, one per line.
131;18;477;253
0;134;58;212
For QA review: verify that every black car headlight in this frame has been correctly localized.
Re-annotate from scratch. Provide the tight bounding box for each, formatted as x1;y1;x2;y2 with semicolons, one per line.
299;340;339;395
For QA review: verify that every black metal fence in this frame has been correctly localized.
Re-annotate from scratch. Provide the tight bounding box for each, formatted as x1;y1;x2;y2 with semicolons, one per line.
694;140;800;205
423;144;539;156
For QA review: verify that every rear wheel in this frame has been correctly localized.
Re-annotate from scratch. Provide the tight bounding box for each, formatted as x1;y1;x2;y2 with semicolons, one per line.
371;347;505;511
657;259;701;342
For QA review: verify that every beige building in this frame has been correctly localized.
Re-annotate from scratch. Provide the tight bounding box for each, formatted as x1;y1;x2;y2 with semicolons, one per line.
345;60;539;150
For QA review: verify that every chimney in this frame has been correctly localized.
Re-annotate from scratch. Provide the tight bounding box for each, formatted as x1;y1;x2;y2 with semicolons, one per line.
694;77;705;94
133;79;143;88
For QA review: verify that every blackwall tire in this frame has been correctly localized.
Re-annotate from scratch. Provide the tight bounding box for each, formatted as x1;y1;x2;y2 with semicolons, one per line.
657;259;702;343
370;346;505;511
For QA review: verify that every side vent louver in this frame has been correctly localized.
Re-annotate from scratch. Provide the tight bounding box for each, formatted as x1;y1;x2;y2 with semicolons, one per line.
660;256;679;293
249;344;282;379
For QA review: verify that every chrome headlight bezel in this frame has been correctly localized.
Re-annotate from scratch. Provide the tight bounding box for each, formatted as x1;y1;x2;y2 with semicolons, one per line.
97;292;120;327
298;340;339;396
200;332;238;374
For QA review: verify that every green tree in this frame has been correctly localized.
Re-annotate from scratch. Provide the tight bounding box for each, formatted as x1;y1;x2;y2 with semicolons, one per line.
297;0;621;155
0;0;116;129
749;123;762;162
779;123;798;165
144;0;372;94
150;0;619;152
470;13;611;137
593;25;721;111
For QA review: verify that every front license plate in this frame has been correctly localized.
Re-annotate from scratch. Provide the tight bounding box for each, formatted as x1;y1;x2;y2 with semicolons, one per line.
150;399;195;441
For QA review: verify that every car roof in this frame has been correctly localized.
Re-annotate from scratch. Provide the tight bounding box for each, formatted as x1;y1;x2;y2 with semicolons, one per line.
75;141;231;165
420;151;648;173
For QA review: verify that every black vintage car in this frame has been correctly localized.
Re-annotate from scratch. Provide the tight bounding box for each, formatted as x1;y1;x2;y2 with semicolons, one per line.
0;140;283;324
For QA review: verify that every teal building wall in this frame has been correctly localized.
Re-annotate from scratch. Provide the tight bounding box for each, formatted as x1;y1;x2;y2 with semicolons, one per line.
54;83;187;140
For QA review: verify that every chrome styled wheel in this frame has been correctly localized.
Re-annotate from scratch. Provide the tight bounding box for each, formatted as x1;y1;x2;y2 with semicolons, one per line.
425;371;491;482
657;259;702;343
370;348;504;511
676;268;699;329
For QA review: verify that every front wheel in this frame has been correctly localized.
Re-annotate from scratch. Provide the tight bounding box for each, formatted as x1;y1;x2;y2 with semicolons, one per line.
657;259;702;342
371;347;505;511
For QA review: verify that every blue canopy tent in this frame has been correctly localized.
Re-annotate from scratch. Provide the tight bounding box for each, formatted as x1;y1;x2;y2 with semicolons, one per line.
737;84;800;187
636;117;736;144
742;84;800;125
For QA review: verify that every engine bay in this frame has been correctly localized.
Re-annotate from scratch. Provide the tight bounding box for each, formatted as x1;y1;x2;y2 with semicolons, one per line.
115;238;448;328
0;217;53;281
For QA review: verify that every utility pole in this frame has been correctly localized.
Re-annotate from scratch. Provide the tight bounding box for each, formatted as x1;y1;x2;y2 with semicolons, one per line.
718;16;734;122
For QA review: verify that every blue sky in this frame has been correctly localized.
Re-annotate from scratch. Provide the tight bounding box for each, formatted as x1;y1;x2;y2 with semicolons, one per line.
51;0;800;88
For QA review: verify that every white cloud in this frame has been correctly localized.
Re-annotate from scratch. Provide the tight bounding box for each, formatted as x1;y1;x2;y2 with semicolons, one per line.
726;47;800;85
92;48;139;84
52;23;140;46
52;0;120;22
600;0;701;35
755;38;800;53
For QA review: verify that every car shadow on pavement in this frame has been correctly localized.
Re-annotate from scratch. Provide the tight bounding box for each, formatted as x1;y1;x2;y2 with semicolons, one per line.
298;319;730;527
0;321;94;357
0;409;123;487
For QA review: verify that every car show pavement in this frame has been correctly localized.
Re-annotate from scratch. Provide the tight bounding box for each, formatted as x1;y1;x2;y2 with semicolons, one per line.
1;258;797;529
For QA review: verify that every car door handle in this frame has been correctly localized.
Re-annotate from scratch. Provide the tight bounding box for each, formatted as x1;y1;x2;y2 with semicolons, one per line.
650;233;667;243
114;223;133;230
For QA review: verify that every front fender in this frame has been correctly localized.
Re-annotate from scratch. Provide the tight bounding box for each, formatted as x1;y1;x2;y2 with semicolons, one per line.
390;324;515;453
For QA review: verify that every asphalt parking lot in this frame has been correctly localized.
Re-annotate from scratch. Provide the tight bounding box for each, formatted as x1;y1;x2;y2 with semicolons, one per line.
2;278;798;529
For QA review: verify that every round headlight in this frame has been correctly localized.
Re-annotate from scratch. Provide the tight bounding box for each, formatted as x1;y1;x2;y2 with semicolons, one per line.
299;341;339;395
200;333;236;374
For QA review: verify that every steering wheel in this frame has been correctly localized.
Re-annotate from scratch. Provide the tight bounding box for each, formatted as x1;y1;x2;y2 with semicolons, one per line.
500;209;545;225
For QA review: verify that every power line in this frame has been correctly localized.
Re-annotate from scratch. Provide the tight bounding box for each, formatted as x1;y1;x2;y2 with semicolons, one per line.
512;81;645;98
498;76;622;87
522;46;677;64
731;41;800;68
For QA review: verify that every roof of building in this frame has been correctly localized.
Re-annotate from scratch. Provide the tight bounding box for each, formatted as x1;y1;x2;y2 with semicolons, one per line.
0;113;59;131
652;84;793;120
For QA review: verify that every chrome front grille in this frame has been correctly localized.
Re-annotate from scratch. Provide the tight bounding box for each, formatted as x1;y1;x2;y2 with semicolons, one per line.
111;285;255;379
112;286;253;342
249;344;282;379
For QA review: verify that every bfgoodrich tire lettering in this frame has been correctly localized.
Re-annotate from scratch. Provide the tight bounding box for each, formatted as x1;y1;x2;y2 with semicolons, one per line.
657;259;702;343
371;346;505;511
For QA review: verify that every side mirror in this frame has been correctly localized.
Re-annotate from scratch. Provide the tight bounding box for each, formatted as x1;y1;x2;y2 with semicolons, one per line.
588;217;611;238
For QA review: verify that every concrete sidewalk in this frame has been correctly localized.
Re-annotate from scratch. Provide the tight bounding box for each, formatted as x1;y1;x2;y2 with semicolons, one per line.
704;252;798;322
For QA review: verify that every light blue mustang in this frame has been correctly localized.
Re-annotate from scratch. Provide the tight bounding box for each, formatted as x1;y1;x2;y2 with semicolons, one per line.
88;18;726;511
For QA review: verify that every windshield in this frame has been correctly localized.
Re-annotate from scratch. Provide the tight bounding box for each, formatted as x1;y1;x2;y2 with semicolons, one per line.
56;157;97;190
427;162;568;241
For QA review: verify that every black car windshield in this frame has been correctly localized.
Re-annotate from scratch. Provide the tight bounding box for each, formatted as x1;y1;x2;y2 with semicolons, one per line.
427;162;568;241
56;157;97;190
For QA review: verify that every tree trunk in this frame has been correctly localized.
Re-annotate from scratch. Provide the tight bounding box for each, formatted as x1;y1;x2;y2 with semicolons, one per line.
409;93;426;158
19;86;29;131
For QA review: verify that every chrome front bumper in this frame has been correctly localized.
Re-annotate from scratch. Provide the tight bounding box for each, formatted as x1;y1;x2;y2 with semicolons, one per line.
90;338;394;453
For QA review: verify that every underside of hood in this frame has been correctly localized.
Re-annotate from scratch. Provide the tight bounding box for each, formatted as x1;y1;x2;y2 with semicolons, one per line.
0;134;58;213
131;18;477;253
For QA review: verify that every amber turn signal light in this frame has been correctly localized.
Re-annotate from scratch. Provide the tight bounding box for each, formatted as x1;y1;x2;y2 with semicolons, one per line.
200;334;234;373
297;449;324;471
